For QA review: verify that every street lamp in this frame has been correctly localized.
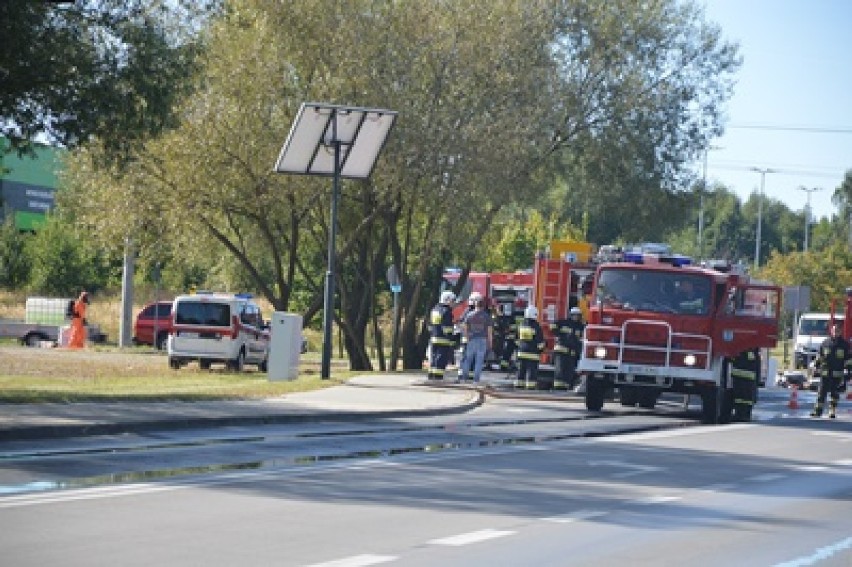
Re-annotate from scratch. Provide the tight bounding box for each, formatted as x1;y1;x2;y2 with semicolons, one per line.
750;167;776;269
798;186;822;252
698;145;722;261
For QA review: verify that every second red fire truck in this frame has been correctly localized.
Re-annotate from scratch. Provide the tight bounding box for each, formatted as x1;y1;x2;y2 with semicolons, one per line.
578;254;781;424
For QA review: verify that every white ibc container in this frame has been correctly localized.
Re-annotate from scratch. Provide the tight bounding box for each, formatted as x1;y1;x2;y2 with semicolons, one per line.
268;312;303;381
25;297;73;325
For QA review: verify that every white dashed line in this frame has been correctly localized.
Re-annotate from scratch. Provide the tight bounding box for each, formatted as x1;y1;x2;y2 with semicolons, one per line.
542;509;609;523
789;465;830;472
748;473;787;482
304;554;397;567
633;495;682;505
833;459;852;466
698;483;736;492
428;529;515;546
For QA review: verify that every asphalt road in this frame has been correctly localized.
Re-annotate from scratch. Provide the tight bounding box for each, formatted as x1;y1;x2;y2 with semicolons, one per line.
1;388;851;566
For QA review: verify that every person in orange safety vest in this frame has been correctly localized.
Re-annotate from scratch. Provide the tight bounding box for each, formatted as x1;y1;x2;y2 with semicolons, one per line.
67;291;89;349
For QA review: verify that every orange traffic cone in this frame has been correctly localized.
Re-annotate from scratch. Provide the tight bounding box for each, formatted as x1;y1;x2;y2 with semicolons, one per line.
788;384;799;410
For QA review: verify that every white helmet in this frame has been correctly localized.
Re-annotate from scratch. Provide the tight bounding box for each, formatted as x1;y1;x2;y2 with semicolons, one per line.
524;305;538;319
440;290;456;305
570;307;582;316
468;291;482;305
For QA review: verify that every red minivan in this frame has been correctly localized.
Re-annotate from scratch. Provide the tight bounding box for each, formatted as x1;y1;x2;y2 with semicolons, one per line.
133;301;173;350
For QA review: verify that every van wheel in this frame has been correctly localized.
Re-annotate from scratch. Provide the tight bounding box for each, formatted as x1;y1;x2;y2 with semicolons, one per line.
155;332;168;351
258;358;268;372
169;357;180;370
228;350;245;372
199;359;211;370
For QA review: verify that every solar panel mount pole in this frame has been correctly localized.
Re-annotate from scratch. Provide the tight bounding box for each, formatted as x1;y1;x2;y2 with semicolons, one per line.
321;111;341;379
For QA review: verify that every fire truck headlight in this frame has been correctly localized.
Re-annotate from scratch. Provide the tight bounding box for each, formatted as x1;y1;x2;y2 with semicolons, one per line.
684;354;697;367
594;346;608;359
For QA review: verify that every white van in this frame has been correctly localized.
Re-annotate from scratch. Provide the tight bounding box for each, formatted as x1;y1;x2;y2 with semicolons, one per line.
794;313;844;369
167;293;269;372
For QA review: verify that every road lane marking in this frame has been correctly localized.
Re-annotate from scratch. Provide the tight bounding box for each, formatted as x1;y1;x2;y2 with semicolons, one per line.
428;529;515;546
697;483;736;492
747;473;787;482
542;509;608;523
587;460;663;478
812;431;852;442
833;459;852;466
633;495;682;505
304;555;397;567
789;465;829;472
773;535;852;567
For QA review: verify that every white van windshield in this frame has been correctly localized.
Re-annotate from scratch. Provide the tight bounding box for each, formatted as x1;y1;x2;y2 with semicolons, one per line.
175;302;231;326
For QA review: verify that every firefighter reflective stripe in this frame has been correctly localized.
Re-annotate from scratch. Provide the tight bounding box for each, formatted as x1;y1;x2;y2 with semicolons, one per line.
518;325;535;341
731;368;756;380
830;370;845;378
553;345;568;353
518;351;540;361
431;337;454;346
734;398;755;406
430;309;443;325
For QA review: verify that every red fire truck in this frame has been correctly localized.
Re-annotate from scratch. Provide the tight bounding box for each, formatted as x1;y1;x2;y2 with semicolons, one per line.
578;254;781;424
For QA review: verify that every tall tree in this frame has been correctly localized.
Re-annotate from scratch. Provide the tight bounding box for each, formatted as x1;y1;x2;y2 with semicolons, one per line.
0;0;215;160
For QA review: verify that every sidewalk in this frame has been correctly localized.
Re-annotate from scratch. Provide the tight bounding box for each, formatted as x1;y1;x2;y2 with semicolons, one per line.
0;374;485;441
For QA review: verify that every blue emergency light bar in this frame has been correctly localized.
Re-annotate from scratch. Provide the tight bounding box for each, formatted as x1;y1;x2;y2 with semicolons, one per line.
623;252;692;266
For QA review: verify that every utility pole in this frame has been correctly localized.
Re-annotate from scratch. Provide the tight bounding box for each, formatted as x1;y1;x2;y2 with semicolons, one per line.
798;186;822;252
749;167;776;270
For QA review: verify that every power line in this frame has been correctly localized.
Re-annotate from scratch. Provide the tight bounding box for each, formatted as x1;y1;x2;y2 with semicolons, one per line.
710;163;845;179
729;123;852;135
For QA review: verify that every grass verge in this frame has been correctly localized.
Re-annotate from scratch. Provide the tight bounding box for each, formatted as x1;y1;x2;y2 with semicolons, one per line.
0;345;353;403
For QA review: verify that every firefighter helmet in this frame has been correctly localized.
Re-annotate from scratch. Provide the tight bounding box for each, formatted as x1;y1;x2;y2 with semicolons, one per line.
524;306;538;319
440;291;456;305
468;291;483;305
570;307;582;316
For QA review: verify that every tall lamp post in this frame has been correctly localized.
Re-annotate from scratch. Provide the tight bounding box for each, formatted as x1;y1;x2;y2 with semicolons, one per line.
698;145;722;261
749;167;776;269
798;186;822;252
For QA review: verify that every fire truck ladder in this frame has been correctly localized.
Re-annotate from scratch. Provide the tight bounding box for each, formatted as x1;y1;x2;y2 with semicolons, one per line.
537;257;569;320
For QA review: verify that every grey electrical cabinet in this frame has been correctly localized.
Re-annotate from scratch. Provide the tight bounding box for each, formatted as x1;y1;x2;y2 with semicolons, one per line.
268;312;302;381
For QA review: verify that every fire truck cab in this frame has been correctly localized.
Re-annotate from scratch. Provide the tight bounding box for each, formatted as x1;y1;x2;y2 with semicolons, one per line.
578;255;781;424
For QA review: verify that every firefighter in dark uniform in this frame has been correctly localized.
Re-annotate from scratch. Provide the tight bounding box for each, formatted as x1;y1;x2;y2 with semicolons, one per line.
731;349;760;421
554;307;585;390
428;291;456;380
551;313;573;390
811;321;852;418
499;301;523;372
515;305;545;389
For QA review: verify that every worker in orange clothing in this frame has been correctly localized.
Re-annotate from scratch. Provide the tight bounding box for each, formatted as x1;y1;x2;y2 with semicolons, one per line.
67;291;90;348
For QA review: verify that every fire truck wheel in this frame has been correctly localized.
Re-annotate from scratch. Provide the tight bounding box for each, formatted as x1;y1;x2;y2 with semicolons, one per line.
585;377;606;412
638;390;658;410
701;388;719;424
719;390;734;424
619;388;638;407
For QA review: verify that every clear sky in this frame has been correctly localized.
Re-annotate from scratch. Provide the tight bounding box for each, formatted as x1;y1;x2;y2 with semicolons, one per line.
700;0;852;221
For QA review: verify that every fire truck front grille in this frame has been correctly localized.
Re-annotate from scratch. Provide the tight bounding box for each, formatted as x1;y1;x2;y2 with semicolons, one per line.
583;320;712;371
